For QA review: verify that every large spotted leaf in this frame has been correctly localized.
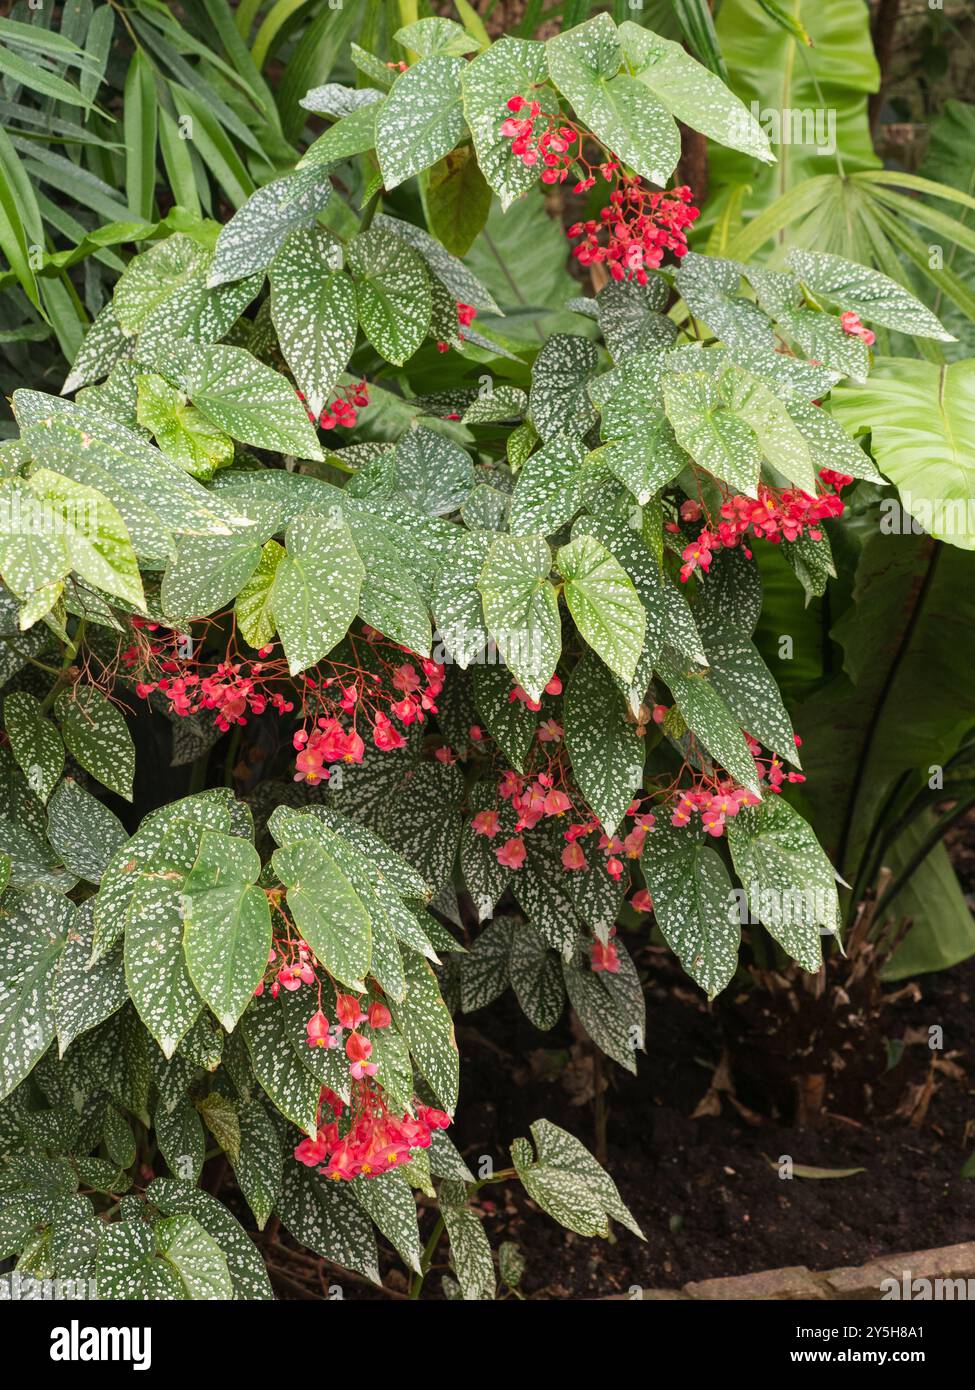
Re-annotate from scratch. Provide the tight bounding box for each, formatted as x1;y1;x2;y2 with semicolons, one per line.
270;228;358;421
788;249;953;341
509;922;565;1030
136;374;235;482
640;824;739;999
55;686;135;802
511;1119;643;1239
235;539;284;652
697;609;798;766
376;55;465;191
389;948;459;1113
353;1168;423;1275
564;651;644;836
0;883;73;1098
393;428;474;516
529;334;598;442
662;371;760;497
347;227;432;366
271;511;364;675
654;646;761;797
557;533;645;686
25;470;145;610
272;837;372;990
113;234;261;342
440;1184;496;1300
179;343;324;461
208;164;335;286
183;830;271;1033
4;691;63;803
479;534;561;704
725;796;838;973
462;38;553;208
277;1161;380;1285
546;14;679;187
124;872;202;1060
591;352;687;504
146;1179;273;1300
160;507;278;623
47;778;126;885
241;992;321;1137
95;1212;233;1300
54;901;126;1055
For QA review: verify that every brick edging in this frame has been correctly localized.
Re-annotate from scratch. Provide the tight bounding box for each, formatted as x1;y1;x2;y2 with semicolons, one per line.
626;1242;975;1300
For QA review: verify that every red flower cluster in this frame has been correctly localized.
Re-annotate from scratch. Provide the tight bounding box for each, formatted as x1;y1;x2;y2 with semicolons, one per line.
840;310;876;347
294;1083;450;1183
502;96;582;186
677;475;849;583
299;379;369;431
591;928;620;974
568;179;699;283
436;300;478;353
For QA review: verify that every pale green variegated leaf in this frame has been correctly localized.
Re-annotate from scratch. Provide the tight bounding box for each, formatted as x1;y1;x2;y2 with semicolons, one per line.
564;651;644;836
272;512;364;675
786;395;882;484
512;1118;643;1238
135;374;234;483
343;508;432;656
546;14;680;187
347;227;432;366
726;796;837;972
654;646;761;797
62;302;127;395
592;352;687;503
300;83;385;117
479;534;561;703
113;235;261;342
179;343;323;461
353;1168;423;1274
618;21;773;163
242;992;321;1136
209;164;335;287
557;533;645;686
55;686;135;801
4;691;63;802
54;900;126;1055
662;371;760;496
277;1161;380;1284
372;213;500;315
462;386;527;424
462;38;552;208
721;365;817;493
376;55;465;191
235;539;284;651
788;249;954;341
270;228;358;421
27;469;145;610
183;830;271;1033
0;883;73;1098
395;17;479;57
394;428;474;516
509;432;589;536
160;511;276;623
431;529;491;667
47;778;126;884
272;837;372;990
529;334;598;441
640;823;739;998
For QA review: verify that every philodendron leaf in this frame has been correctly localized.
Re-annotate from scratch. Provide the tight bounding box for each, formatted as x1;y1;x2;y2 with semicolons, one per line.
479;534;561;703
557;533;646;686
272;837;372;990
55;685;135;801
640;823;740;999
546;14;680;187
183;830;271;1033
271;511;364;675
4;691;64;802
376;55;465;191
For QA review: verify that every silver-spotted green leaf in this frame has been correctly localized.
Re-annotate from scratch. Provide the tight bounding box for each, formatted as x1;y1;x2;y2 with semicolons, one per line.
62;302;127;396
479;534;561;704
0;883;73;1098
372;213;500;315
441;1194;495;1300
395;16;478;57
353;1167;423;1274
180;343;323;461
160;510;275;623
300;83;385;117
270;228;358;420
376;762;463;895
209;164;335;287
698;613;798;766
277;1160;380;1285
347;226;432;366
241;992;321;1137
235;538;284;651
562;954;638;1074
786;395;883;484
471;664;537;772
124;874;202;1060
592;352;688;504
654;645;761;796
431;528;491;667
4;692;64;803
461;386;527;425
298;102;380;167
557;533;645;686
460;779;516;923
54;900;126;1054
618;21;772;163
343;508;432;655
96;1211;233;1300
509;432;589;536
460;917;514;1011
721;365;817;493
593;277;677;361
183;830;271;1032
230;1098;283;1231
376;55;465;191
509;922;564;1030
462;37;551;207
146;1178;273;1299
55;685;135;801
788;249;953;341
663;371;760;497
272;837;372;990
529;334;598;441
546;14;680;187
641;824;739;998
394;428;474;516
26;469;145;610
155;1097;205;1184
725;796;838;973
389;948;459;1113
272;511;364;676
511;1118;643;1238
564;651;644;835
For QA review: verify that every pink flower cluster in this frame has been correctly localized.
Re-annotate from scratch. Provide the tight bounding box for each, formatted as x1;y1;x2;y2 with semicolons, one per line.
305;995;392;1080
294;1083;450;1183
298;379;370;431
840;310;876;347
131;644;294;732
568;179;699;283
